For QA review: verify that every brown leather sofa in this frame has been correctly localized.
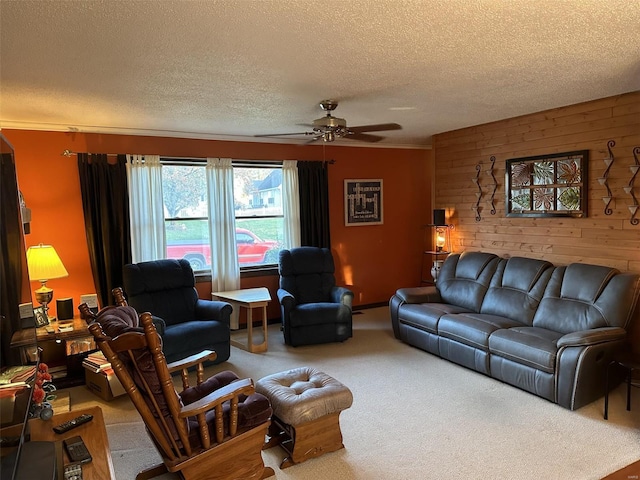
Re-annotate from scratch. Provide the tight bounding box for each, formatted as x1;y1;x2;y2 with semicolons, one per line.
389;251;640;410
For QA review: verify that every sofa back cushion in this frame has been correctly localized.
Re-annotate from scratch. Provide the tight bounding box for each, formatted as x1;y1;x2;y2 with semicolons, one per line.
437;252;500;312
123;259;198;326
480;256;554;325
533;263;640;333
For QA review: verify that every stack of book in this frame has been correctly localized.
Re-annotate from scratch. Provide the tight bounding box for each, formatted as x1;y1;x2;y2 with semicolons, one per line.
0;365;36;418
82;351;125;401
82;351;113;375
0;365;36;386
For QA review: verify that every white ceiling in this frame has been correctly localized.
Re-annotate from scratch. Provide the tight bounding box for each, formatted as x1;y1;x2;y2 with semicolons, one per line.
1;0;639;148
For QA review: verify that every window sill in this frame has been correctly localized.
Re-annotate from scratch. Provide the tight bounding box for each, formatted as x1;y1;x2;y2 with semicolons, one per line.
194;265;279;283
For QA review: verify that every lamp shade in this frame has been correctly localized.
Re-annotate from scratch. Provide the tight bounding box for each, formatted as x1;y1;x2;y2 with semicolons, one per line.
26;244;68;282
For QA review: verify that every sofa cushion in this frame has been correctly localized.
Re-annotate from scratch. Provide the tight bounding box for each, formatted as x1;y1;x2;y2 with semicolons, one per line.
533;263;640;333
438;313;522;350
481;257;553;325
397;303;472;334
437;252;500;312
488;327;563;373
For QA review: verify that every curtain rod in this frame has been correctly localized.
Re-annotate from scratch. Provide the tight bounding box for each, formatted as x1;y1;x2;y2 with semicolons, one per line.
62;149;334;163
62;150;121;157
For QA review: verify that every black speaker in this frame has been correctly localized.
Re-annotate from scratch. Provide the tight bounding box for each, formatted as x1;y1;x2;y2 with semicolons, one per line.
433;209;446;226
56;298;74;321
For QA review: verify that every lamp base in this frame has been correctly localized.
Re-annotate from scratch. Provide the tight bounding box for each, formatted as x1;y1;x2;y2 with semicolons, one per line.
34;284;54;320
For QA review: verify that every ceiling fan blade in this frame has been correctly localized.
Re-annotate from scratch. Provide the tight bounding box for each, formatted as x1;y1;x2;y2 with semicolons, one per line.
303;136;322;144
347;132;385;142
348;123;402;133
254;131;313;138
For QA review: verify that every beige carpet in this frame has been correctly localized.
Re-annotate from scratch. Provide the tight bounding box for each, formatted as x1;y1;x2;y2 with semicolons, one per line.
65;307;640;479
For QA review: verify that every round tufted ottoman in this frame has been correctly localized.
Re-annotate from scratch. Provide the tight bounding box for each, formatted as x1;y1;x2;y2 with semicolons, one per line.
256;366;353;469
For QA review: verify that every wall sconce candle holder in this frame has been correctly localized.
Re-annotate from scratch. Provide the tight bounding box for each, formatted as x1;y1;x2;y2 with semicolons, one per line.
487;155;498;215
472;163;482;221
598;140;615;215
626;146;639;226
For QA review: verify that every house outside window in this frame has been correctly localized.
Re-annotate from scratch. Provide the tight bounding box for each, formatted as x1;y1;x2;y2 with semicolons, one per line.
162;160;284;272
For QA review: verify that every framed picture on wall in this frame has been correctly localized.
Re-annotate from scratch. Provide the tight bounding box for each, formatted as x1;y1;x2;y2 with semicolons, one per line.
344;179;383;226
505;150;589;217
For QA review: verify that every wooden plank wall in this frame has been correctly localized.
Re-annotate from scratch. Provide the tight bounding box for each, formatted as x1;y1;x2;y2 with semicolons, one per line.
433;91;640;346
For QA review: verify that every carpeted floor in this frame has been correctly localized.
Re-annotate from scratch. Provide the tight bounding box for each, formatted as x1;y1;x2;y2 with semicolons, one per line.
65;307;640;479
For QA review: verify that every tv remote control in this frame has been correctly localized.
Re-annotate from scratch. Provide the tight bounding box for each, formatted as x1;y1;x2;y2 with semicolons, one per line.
53;413;93;434
63;436;92;464
64;462;83;480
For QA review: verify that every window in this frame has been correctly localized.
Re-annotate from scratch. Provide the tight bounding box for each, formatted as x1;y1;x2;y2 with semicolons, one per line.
162;160;284;272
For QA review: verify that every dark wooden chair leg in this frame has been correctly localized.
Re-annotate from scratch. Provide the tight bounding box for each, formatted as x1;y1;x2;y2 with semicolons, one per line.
604;360;614;420
626;367;632;411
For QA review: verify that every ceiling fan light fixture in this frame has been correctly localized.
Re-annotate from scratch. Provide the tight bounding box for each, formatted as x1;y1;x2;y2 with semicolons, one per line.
255;100;401;144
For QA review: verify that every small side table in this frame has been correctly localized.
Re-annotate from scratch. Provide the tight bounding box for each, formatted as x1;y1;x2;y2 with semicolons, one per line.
212;287;271;353
604;351;640;420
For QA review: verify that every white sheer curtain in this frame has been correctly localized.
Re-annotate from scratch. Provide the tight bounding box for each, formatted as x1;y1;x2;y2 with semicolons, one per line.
282;160;301;248
206;158;240;294
126;154;166;263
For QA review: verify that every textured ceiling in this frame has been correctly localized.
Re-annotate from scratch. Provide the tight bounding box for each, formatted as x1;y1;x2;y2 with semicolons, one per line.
1;0;639;148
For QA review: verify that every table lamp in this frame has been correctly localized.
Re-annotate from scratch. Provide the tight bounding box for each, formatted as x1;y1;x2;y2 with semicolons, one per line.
26;244;68;321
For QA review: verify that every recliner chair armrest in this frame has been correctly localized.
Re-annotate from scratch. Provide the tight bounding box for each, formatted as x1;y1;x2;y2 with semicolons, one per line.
331;287;354;308
150;315;166;335
395;286;441;304
277;288;296;311
557;327;627;347
194;299;233;326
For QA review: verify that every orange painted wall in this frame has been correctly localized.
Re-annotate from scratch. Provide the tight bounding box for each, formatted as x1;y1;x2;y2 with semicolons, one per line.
3;129;431;318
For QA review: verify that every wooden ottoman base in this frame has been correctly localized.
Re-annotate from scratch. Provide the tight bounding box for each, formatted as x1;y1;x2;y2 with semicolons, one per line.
256;367;353;469
265;412;345;469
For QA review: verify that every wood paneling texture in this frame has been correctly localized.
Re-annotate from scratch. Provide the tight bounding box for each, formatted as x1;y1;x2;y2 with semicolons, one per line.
433;91;640;347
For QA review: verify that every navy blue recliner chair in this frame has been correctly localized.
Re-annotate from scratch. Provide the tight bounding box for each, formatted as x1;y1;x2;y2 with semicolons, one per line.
122;259;232;364
278;247;353;347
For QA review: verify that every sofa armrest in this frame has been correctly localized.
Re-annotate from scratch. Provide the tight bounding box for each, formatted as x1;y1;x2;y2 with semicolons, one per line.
395;286;441;304
331;287;354;308
557;327;627;348
194;299;233;326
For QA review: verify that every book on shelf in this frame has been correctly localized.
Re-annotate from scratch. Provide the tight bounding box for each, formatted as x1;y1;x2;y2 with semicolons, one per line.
0;365;36;385
0;383;29;398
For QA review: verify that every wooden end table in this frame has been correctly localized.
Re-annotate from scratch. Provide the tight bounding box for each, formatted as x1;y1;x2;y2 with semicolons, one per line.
29;405;115;479
212;287;271;353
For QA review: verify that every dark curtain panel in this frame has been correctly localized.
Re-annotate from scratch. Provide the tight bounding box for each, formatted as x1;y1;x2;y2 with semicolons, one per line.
297;160;330;248
0;145;25;367
77;153;131;308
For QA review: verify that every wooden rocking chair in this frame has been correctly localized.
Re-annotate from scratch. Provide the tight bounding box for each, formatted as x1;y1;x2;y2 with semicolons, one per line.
81;288;275;480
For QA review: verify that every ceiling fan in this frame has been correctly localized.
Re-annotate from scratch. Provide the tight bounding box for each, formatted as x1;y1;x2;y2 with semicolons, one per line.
255;100;402;143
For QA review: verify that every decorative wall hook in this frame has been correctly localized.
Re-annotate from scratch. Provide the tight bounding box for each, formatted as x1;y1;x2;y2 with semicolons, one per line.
627;146;639;225
487;156;497;215
473;163;482;221
598;140;615;215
